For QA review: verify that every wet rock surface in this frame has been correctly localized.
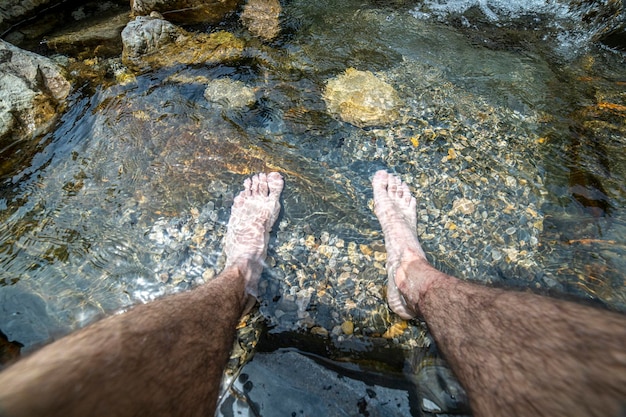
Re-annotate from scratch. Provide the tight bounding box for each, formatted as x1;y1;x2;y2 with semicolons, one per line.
204;78;257;108
121;15;245;72
0;39;70;142
218;350;415;416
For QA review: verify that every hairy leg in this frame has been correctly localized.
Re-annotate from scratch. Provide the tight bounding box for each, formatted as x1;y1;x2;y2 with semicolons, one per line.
0;172;284;417
372;170;626;417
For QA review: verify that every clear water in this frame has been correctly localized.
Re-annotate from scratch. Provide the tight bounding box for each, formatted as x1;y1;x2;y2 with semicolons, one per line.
0;0;624;397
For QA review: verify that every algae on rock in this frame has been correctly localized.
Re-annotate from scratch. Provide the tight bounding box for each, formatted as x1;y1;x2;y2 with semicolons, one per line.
121;15;245;72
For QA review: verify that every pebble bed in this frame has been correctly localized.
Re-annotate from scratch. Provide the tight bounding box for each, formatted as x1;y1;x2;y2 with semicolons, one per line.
142;55;551;368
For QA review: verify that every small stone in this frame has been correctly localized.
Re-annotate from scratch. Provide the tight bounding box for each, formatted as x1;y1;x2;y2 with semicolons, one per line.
451;198;476;216
305;235;317;248
383;321;407;339
341;320;354;335
310;326;329;337
192;254;204;267
318;244;334;258
359;244;373;257
374;251;387;262
504;176;518;187
337;272;352;286
491;249;502;261
202;269;215;281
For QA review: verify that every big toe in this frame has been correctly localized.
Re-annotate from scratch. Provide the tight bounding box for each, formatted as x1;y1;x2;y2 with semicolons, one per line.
372;170;390;188
267;172;284;196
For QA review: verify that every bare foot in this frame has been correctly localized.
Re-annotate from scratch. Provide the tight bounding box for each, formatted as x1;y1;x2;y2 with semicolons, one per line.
224;172;284;297
372;170;427;319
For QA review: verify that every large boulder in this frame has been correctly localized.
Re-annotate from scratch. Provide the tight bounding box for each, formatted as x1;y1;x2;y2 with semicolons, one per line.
0;39;71;141
130;0;242;25
323;68;402;128
121;15;245;72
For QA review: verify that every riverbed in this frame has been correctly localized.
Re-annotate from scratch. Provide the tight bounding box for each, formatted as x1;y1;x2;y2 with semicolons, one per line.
1;0;624;415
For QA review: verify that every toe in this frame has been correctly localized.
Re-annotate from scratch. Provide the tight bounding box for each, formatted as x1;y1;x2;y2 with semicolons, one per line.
243;177;252;195
258;173;269;196
401;183;412;204
268;172;284;196
251;174;261;195
390;176;402;196
372;170;389;189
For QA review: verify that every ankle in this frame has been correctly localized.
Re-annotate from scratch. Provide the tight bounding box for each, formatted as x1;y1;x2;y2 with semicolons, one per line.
395;253;442;316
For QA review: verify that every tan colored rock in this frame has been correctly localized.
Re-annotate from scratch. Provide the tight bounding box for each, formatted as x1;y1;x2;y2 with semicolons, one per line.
131;0;241;24
451;197;476;216
341;320;354;335
121;16;245;72
241;0;281;41
323;68;402;128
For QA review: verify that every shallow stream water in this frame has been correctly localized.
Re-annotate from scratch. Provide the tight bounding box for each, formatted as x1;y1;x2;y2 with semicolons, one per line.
1;0;625;415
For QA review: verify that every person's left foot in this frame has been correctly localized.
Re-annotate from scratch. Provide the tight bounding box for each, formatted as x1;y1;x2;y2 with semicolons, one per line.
224;172;284;297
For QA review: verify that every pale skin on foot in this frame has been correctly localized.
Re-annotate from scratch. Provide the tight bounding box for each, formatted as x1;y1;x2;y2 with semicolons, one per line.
1;170;625;417
372;169;626;417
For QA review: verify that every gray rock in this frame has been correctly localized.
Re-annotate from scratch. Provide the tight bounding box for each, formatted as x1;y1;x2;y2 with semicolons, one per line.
121;15;183;62
217;350;414;416
121;15;245;72
0;39;71;141
204;78;256;108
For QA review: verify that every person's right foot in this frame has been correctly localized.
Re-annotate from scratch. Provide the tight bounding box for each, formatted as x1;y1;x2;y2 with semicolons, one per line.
372;170;427;319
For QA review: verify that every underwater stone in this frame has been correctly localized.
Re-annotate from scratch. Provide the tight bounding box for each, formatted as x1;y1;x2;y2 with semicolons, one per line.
323;68;402;128
204;78;256;108
240;0;281;41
